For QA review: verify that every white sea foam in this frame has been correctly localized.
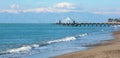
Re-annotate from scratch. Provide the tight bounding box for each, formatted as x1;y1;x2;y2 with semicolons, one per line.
3;33;88;54
117;25;120;27
6;46;32;53
78;33;88;37
32;44;39;48
47;36;76;44
5;44;40;53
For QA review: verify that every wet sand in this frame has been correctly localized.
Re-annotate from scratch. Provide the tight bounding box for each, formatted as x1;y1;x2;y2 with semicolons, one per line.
54;30;120;58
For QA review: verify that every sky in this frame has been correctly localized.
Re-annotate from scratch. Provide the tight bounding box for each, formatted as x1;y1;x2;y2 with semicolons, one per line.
0;0;120;23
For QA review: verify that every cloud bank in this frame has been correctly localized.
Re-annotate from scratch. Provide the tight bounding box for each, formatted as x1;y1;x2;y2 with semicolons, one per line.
0;2;78;13
90;8;120;15
0;2;120;15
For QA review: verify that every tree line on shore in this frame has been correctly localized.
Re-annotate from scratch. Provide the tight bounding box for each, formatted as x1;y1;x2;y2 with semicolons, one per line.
108;18;120;22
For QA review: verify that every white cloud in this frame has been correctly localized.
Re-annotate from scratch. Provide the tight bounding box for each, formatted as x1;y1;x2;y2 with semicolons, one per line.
54;2;75;9
1;2;120;15
0;4;20;13
90;8;120;15
22;7;80;13
22;8;45;13
22;2;77;13
10;4;19;9
92;11;120;15
1;2;88;14
0;2;79;13
0;9;19;13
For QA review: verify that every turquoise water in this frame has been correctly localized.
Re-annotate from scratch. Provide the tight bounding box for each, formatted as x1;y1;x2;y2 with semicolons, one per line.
0;23;118;58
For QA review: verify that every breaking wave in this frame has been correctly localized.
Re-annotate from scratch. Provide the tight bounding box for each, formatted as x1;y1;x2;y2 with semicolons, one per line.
78;33;88;37
47;36;76;44
1;44;40;54
0;33;88;55
47;33;88;44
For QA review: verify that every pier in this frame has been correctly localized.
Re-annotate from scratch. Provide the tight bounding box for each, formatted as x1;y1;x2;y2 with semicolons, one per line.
56;22;120;27
56;17;120;27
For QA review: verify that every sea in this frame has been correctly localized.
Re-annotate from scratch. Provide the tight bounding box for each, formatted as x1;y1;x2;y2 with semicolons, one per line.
0;23;119;58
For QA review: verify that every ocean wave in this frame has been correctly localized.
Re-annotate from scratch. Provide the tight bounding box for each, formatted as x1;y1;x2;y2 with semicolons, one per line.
47;33;88;44
47;36;76;44
0;37;70;54
0;33;88;55
5;44;39;54
112;25;120;28
78;33;88;37
32;44;39;48
6;46;32;53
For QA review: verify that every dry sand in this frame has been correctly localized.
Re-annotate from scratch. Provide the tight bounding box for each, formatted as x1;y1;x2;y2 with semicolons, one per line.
54;31;120;58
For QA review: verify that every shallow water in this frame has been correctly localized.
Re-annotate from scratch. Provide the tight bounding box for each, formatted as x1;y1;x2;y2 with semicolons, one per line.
0;23;118;58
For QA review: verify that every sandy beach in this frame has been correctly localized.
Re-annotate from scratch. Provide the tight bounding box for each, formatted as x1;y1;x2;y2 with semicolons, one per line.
54;30;120;58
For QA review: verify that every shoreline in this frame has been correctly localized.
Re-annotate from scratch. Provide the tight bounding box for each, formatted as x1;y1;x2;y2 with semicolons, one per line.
54;30;120;58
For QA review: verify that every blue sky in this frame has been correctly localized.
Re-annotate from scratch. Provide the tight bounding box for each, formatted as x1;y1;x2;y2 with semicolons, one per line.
0;0;120;23
0;0;120;8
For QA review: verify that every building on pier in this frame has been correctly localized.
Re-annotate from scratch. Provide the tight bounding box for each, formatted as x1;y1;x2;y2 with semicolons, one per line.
57;17;76;24
64;17;74;23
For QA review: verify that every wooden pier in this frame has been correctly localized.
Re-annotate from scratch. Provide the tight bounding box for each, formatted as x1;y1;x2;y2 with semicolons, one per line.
56;22;120;27
56;17;120;27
